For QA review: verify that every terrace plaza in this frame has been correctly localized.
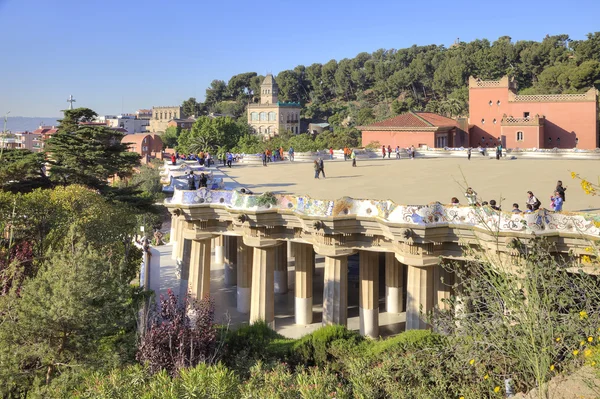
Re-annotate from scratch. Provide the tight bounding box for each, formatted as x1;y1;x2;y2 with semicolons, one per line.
159;157;600;338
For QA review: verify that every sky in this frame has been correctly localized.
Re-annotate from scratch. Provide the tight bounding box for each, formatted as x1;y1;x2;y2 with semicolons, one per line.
0;0;599;117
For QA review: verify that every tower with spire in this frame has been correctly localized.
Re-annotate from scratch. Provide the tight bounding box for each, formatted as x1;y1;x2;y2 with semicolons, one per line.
260;74;279;105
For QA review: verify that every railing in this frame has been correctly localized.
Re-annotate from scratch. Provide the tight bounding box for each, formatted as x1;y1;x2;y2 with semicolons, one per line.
501;115;544;126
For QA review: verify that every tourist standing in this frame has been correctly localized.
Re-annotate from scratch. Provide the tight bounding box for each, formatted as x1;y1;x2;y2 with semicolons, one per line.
343;146;349;161
467;148;471;160
280;146;284;161
226;152;233;168
387;145;391;159
262;151;267;167
411;145;416;159
319;157;326;178
206;152;211;167
382;145;386;159
551;191;563;211
313;160;320;179
395;146;400;159
496;143;502;160
556;180;567;202
187;171;196;190
199;173;208;188
171;154;176;166
526;191;541;210
329;147;334;160
289;146;295;162
351;149;357;167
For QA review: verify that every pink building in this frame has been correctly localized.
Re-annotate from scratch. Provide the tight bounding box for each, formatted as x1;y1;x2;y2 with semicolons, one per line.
468;76;598;149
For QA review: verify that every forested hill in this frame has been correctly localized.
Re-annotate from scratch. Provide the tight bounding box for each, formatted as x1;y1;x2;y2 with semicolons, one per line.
182;33;600;129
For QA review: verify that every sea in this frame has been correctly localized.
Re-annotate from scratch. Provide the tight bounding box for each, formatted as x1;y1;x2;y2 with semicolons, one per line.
2;116;62;133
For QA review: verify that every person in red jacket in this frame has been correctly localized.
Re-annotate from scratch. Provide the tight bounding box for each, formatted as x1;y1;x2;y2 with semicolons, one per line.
170;154;176;166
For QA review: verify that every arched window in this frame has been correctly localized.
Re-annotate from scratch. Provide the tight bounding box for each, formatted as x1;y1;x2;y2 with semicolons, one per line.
251;112;259;121
268;112;276;121
481;119;485;124
489;100;492;106
259;112;267;121
516;131;523;141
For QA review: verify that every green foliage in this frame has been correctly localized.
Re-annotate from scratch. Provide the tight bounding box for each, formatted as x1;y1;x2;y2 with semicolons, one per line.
0;149;51;192
292;325;363;367
160;126;180;149
177;116;248;153
367;329;444;356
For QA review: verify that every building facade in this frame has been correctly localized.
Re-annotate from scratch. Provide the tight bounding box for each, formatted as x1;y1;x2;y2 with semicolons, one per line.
97;114;150;134
121;133;163;158
247;74;301;138
149;106;185;133
468;76;598;149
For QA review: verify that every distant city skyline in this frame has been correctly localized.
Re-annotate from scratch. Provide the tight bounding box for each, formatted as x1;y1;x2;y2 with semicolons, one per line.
1;0;599;117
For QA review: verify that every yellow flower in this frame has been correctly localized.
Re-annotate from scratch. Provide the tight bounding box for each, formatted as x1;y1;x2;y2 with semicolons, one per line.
580;341;586;346
593;361;597;366
484;374;489;380
585;246;594;253
556;337;561;342
574;350;580;356
550;364;555;371
469;359;475;365
494;386;500;393
585;349;592;357
582;255;592;263
571;172;577;179
580;311;589;320
588;336;594;342
459;397;465;399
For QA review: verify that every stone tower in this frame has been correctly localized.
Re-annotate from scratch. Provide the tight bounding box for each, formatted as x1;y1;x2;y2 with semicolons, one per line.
261;74;278;105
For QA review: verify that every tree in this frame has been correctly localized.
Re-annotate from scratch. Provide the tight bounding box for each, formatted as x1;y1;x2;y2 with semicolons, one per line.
0;149;51;192
204;80;227;107
177;116;247;153
182;97;203;117
160;125;180;148
45;108;140;190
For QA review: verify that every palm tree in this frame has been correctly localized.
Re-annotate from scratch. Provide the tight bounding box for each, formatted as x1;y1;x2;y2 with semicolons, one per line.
188;134;212;153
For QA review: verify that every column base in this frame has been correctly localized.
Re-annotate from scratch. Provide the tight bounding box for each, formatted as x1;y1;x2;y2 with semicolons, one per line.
386;286;402;314
295;296;313;325
359;307;379;338
237;287;251;314
224;262;237;286
171;243;178;260
214;245;224;266
274;270;287;294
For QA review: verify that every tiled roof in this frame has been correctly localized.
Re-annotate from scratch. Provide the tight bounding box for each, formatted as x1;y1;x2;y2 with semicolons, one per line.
361;111;457;129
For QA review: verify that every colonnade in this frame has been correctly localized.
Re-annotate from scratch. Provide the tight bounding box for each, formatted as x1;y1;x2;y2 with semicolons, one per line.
175;232;455;338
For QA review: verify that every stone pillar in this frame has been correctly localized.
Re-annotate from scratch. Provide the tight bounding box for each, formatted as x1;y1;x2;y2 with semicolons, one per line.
323;255;348;326
178;238;192;297
434;266;454;310
223;236;238;286
359;250;379;338
213;235;224;266
274;243;288;294
236;241;253;313
189;238;211;300
172;216;183;260
385;253;404;314
170;214;177;245
250;246;275;328
288;241;296;258
294;243;314;325
406;265;434;330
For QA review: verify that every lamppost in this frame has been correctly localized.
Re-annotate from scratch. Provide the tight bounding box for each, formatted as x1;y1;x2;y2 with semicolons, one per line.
0;111;10;161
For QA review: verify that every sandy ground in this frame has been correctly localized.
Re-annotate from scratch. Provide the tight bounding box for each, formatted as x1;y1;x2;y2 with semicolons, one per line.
222;157;600;213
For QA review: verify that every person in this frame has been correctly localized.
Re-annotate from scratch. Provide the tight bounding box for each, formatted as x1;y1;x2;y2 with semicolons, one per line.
464;187;478;206
262;151;267;167
387;145;392;159
478;146;485;156
319;157;326;178
329;147;334;160
288;146;295;162
226;152;233;168
451;197;460;206
313;160;320;179
525;204;534;213
382;145;386;159
351;149;357;167
395;146;400;159
489;199;501;211
467;147;471;160
481;201;489;206
551;191;563;212
187;171;196;190
411;145;416;159
171;154;176;166
222;153;227;166
496;143;502;160
279;146;284;161
343;146;348;161
199;172;208;188
240;188;253;194
526;191;541;210
512;203;522;213
206;152;211;167
556;180;567;202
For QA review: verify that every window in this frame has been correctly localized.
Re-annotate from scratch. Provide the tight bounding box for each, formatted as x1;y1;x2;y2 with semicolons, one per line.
268;112;276;121
523;112;530;119
251;112;259;121
493;119;497;124
548;137;552;143
259;112;267;121
481;137;485;142
481;119;485;124
497;100;501;106
557;137;561;144
516;131;523;141
489;100;493;106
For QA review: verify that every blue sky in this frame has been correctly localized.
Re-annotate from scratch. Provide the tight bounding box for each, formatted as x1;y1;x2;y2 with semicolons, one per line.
0;0;598;117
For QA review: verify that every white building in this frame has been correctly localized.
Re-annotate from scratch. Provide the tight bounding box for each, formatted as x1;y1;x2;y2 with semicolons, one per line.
96;114;150;133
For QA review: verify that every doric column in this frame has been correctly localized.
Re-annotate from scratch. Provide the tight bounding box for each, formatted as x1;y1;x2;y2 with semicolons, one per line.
223;236;238;286
359;251;379;338
178;238;192;297
170;213;177;245
172;216;184;261
250;246;275;328
323;255;348;326
274;243;288;294
385;253;404;314
294;243;314;325
288;240;296;258
188;238;211;300
213;235;224;266
434;266;454;310
406;265;434;330
236;241;253;313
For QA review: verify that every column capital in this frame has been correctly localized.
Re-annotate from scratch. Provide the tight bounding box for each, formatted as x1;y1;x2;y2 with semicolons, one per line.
313;244;356;258
242;236;280;248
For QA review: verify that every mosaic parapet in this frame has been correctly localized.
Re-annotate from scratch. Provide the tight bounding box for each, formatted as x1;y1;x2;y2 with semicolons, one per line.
166;189;600;238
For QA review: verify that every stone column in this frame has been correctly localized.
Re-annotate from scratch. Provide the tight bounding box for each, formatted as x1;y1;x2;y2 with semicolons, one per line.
406;265;434;330
288;241;296;258
359;250;379;338
223;236;238;286
274;243;288;294
236;241;253;313
323;255;348;326
172;216;183;260
385;253;404;314
189;238;211;300
434;266;454;310
178;238;192;297
250;246;275;328
170;214;177;245
213;235;224;266
294;243;314;325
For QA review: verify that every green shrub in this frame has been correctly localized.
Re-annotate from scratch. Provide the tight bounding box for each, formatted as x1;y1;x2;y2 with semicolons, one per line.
368;329;445;356
292;325;363;367
240;362;297;399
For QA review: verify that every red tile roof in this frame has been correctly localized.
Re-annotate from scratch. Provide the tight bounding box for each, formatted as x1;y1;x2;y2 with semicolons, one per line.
360;111;457;129
33;126;58;135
